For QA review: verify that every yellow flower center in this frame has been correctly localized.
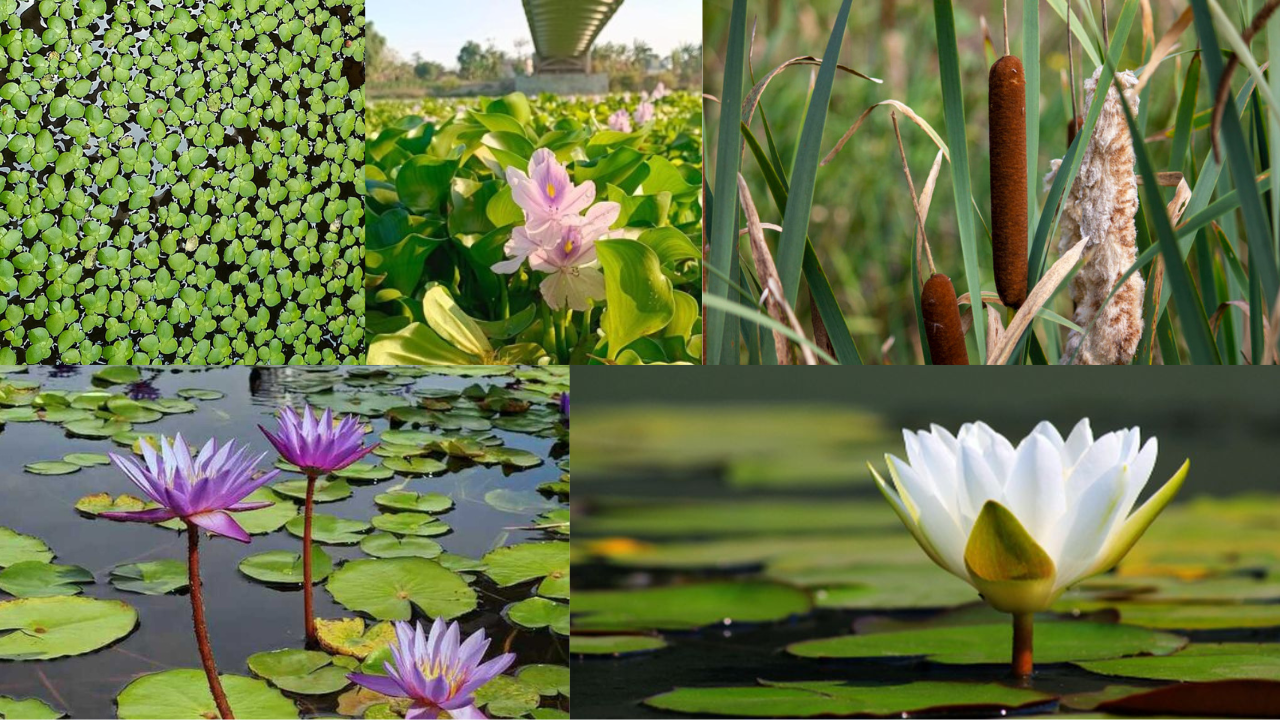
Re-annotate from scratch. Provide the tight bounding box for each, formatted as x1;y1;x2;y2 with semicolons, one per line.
564;239;574;253
418;658;465;699
546;183;556;199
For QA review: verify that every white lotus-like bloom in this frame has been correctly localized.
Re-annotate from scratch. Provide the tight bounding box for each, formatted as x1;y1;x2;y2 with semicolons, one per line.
872;419;1188;614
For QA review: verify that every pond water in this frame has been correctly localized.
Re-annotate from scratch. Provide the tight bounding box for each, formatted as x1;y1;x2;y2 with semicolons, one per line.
571;369;1280;718
0;365;568;719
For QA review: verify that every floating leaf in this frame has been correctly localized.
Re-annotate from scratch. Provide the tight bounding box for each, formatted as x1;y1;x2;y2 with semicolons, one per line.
110;561;189;595
115;669;299;719
176;389;224;400
0;596;137;660
475;675;542;718
484;489;560;514
273;478;353;504
62;453;111;467
0;562;93;598
234;488;298;535
0;528;54;568
374;491;453;513
359;533;443;559
24;461;81;476
1075;643;1280;681
516;664;569;697
247;648;355;695
573;581;813;631
569;634;667;656
316;617;397;659
505;597;568;634
0;696;63;719
239;548;334;585
334;463;396;482
92;367;141;385
482;543;568;592
382;457;448;476
370;512;450;537
285;513;367;545
326;558;476;621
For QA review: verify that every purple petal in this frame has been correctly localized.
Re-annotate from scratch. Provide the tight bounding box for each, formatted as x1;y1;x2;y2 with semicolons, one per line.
188;511;251;543
441;704;485;719
99;507;178;523
404;703;442;720
347;673;411;699
227;500;274;512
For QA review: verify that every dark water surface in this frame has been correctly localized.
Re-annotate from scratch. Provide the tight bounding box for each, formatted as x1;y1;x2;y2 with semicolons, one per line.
0;366;567;718
572;368;1280;718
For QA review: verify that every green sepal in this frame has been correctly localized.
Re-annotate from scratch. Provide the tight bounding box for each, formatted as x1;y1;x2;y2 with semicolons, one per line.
964;500;1057;614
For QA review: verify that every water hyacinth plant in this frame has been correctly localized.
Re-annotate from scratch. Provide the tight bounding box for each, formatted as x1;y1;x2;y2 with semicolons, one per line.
872;420;1189;676
347;619;516;720
260;404;375;645
0;0;365;364
365;91;703;365
101;434;282;719
705;0;1280;364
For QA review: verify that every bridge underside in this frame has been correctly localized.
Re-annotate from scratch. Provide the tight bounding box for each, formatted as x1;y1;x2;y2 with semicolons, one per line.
522;0;624;75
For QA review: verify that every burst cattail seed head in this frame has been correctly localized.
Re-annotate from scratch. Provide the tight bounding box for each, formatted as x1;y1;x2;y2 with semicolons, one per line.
989;55;1029;309
921;273;969;365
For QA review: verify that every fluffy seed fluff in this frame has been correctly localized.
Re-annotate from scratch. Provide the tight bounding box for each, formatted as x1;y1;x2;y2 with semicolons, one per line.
1044;68;1143;365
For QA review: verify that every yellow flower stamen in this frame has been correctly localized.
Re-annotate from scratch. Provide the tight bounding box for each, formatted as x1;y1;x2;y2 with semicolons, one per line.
546;183;556;199
564;239;574;253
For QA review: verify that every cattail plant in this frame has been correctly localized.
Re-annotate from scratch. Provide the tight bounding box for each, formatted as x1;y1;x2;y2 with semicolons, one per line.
988;11;1028;309
921;273;969;364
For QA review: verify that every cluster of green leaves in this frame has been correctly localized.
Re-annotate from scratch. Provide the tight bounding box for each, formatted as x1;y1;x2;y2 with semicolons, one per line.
363;91;702;364
0;0;366;364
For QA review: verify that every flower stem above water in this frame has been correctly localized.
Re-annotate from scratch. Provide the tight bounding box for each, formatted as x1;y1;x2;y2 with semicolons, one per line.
187;522;235;719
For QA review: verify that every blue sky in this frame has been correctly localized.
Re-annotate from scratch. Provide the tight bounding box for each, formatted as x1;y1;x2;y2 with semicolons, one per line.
369;0;702;66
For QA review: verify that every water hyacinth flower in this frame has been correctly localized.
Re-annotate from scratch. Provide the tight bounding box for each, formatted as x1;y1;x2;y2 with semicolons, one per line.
527;202;620;311
505;148;595;234
872;419;1188;677
261;404;374;644
348;619;516;720
633;101;654;126
102;434;278;719
607;108;632;133
490;225;544;275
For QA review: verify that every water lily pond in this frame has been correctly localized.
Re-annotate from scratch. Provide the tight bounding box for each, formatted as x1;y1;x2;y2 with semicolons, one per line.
571;371;1280;718
0;365;568;719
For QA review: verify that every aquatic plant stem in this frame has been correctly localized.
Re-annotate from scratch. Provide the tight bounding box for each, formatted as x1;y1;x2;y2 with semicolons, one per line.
186;522;234;719
1012;612;1034;678
303;471;318;646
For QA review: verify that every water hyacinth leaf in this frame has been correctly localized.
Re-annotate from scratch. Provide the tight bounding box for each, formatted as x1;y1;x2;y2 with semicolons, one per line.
474;675;542;719
326;558;477;621
570;634;668;656
0;562;93;598
23;461;81;476
787;621;1186;663
506;597;568;635
109;561;188;595
239;548;334;585
515;664;569;697
115;669;299;720
358;533;443;560
0;596;137;660
0;528;54;568
644;680;1055;718
573;581;812;632
369;512;450;537
596;239;675;361
373;490;452;513
285;514;368;545
247;648;355;695
273;478;353;503
315;617;397;659
0;696;64;719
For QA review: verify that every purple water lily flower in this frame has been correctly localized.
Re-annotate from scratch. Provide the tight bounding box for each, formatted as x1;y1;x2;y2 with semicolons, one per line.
607;108;632;133
101;434;280;543
259;405;376;475
348;619;516;720
633;101;655;126
506;148;595;234
560;393;569;428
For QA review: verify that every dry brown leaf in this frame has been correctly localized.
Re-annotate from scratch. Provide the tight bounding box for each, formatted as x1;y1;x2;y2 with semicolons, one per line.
989;240;1089;365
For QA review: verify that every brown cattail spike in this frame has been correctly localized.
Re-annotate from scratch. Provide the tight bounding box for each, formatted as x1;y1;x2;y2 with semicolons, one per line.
921;273;970;365
989;55;1028;310
1067;116;1084;147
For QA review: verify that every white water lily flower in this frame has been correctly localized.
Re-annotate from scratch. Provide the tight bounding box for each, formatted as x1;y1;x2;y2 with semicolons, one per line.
872;419;1188;615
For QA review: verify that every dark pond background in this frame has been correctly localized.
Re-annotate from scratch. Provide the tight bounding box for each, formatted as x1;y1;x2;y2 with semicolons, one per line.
572;367;1280;718
0;366;567;718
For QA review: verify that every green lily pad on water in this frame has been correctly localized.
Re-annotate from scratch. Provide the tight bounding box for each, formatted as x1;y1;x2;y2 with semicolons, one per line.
478;447;543;468
74;494;181;529
234;488;298;535
0;562;93;597
573;581;813;632
370;512;450;537
484;489;560;514
437;554;487;573
1053;599;1280;629
482;542;568;594
110;561;189;595
115;669;299;719
378;429;445;446
768;563;979;610
382;457;448;476
644;680;1055;718
1075;643;1280;681
359;533;443;559
0;408;38;423
569;634;667;656
582;499;898;537
516;664;569;697
787;621;1187;664
62;453;112;467
507;597;569;634
316;617;397;659
0;528;54;567
0;696;63;719
92;367;141;385
239;548;334;585
374;491;453;513
24;461;81;476
327;558;476;621
247;648;356;695
0;596;137;660
285;513;368;544
176;389;224;400
273;478;353;503
475;675;542;718
334;463;396;482
63;418;132;438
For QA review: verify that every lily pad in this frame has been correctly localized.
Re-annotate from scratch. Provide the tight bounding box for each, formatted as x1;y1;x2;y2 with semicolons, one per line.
359;533;443;559
787;621;1187;664
482;542;569;594
234;488;300;535
505;597;569;635
24;461;81;476
316;617;397;659
573;581;813;632
370;512;450;537
239;548;334;585
110;561;189;595
92;367;141;385
326;558;477;621
378;430;444;446
247;648;356;695
1054;599;1280;629
515;664;569;697
334;463;396;482
62;453;112;467
478;447;543;468
0;528;54;567
0;562;93;597
0;696;63;719
475;675;542;718
285;513;369;545
115;669;299;719
382;457;448;476
374;491;453;513
273;478;353;504
569;634;668;656
582;499;898;537
63;418;132;438
1075;643;1280;681
176;389;224;400
484;489;560;514
643;680;1055;718
0;408;38;423
768;563;979;610
0;596;137;660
